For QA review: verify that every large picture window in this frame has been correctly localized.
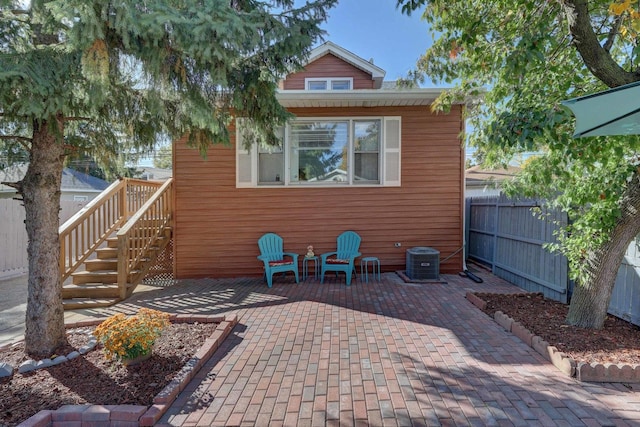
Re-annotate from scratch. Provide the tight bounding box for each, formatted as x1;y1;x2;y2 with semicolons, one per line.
237;116;401;188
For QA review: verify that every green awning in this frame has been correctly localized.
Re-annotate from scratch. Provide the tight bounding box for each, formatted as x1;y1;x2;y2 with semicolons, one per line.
562;81;640;138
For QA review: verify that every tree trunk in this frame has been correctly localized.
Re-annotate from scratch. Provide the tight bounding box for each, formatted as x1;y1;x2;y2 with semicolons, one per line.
565;0;640;86
566;172;640;329
23;116;67;357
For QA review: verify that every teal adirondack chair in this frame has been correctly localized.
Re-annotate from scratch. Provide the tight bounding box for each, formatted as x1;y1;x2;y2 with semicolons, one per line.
320;231;362;286
257;233;299;288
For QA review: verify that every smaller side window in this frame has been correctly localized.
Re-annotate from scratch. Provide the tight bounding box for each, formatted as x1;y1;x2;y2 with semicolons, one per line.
305;78;353;91
307;81;327;90
331;80;351;90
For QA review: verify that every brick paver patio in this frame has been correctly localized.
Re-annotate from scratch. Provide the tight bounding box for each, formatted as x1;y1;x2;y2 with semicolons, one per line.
68;268;640;426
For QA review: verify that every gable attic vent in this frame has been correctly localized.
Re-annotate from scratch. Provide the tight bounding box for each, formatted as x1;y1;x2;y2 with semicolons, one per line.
405;247;440;280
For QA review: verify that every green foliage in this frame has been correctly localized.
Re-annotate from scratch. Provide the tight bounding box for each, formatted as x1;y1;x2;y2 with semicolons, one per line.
153;144;172;169
0;0;337;352
397;0;640;283
0;0;338;165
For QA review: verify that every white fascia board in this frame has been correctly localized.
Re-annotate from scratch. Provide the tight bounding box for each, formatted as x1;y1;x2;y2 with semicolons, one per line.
276;88;458;108
308;42;386;86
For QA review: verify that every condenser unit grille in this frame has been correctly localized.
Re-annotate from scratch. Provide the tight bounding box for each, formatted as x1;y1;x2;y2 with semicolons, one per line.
406;247;440;280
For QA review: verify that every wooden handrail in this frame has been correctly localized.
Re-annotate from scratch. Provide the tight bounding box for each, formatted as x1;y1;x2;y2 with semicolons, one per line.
59;178;164;283
116;178;173;299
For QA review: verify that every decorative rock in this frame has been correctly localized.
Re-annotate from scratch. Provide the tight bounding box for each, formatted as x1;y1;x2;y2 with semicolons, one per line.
79;344;94;354
10;332;96;375
51;355;68;365
35;359;53;369
0;362;13;379
18;359;38;373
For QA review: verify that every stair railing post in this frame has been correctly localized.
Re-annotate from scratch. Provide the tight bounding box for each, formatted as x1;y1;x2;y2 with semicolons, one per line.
118;178;128;224
117;233;129;300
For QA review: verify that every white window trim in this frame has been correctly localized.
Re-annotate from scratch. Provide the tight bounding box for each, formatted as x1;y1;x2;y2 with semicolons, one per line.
236;116;401;188
305;77;354;91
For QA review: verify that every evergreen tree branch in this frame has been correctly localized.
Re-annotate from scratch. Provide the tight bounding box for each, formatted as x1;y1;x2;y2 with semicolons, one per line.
0;135;31;150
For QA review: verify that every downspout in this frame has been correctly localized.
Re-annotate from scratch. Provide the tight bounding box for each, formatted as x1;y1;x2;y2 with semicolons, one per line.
459;106;483;283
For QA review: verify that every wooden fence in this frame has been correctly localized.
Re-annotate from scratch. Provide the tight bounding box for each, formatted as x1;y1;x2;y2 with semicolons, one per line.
466;194;640;326
0;198;85;280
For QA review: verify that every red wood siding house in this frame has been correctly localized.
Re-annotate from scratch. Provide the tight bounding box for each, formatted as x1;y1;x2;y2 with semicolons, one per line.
173;42;465;280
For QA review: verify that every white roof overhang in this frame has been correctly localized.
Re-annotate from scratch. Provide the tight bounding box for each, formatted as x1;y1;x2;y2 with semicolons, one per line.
276;88;456;108
306;42;386;89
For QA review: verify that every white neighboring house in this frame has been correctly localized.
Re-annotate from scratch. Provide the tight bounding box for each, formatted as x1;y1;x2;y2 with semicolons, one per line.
137;166;172;182
0;165;110;280
465;165;520;198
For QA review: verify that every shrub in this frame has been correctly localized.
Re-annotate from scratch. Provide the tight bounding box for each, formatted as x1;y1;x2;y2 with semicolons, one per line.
94;308;170;362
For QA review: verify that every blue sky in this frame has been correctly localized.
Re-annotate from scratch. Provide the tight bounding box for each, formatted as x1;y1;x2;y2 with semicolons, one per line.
319;0;435;85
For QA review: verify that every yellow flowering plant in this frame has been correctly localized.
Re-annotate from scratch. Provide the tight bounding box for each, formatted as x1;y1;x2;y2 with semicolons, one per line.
94;308;170;362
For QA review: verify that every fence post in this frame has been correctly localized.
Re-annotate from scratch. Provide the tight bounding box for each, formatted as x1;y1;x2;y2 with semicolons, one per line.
464;198;471;262
491;196;499;273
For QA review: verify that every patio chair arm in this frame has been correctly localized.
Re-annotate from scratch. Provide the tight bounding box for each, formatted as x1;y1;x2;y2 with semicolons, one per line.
282;252;299;262
321;252;337;261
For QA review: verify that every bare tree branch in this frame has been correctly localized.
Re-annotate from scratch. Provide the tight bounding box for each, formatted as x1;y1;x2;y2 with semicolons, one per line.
603;15;622;52
1;180;22;192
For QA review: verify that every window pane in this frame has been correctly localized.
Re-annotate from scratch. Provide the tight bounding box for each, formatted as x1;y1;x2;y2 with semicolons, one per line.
258;152;284;184
354;121;380;183
290;121;348;183
354;121;380;151
307;81;327;90
258;128;284;184
331;80;351;90
355;153;379;182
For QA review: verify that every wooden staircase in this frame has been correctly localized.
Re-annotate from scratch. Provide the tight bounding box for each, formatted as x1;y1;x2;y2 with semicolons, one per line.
59;178;174;310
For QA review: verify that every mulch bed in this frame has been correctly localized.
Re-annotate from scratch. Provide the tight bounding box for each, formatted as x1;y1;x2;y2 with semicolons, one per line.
472;292;640;366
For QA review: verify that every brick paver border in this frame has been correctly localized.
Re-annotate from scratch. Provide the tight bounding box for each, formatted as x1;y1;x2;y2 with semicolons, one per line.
466;292;640;383
16;314;238;427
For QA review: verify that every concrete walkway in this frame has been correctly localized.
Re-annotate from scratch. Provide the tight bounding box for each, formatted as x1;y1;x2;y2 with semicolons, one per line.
0;274;29;346
2;270;640;426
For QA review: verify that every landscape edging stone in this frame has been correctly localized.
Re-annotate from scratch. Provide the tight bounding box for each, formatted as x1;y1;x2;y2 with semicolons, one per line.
465;292;637;383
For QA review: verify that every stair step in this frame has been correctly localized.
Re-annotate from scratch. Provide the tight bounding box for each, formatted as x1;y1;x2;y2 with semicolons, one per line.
106;232;172;249
63;298;121;310
72;270;118;285
96;247;118;259
62;283;120;299
84;259;117;271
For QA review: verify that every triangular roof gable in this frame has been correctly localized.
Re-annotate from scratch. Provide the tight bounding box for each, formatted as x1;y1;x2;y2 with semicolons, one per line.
304;41;386;89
